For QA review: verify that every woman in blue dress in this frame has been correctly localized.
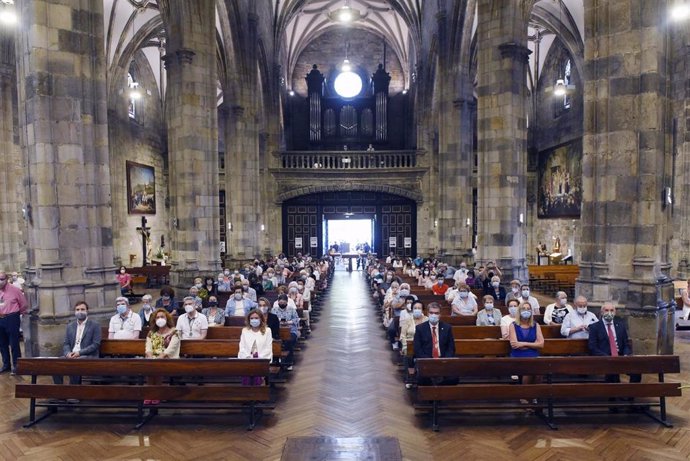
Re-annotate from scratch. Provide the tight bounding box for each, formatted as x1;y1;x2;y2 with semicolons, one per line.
509;302;545;388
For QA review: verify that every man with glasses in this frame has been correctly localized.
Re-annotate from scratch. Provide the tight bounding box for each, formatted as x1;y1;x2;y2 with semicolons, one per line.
0;270;29;374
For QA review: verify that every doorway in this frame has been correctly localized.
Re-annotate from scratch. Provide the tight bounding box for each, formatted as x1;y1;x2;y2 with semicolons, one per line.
324;218;374;255
282;191;417;258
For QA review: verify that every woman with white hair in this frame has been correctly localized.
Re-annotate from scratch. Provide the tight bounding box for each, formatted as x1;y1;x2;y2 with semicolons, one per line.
138;294;155;328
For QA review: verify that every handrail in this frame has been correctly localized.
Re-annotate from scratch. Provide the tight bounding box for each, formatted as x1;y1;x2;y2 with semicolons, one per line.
278;150;419;169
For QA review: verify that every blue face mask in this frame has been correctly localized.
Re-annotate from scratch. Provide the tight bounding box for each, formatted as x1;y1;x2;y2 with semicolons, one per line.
116;305;127;315
484;304;494;310
428;314;440;325
520;310;532;320
250;318;261;328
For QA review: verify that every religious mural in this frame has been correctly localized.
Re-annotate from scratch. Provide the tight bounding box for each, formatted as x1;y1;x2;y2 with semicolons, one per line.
537;139;582;218
126;161;156;214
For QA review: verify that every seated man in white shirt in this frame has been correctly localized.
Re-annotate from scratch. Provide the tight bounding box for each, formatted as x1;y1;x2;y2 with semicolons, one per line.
176;296;208;339
108;297;142;339
453;262;468;285
518;284;541;314
560;295;598;339
226;285;258;316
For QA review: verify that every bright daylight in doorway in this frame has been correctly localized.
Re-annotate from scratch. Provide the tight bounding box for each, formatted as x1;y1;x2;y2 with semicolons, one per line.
328;219;372;254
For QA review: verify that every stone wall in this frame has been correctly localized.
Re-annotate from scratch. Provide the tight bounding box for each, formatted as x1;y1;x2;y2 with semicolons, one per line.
291;27;405;96
528;38;584;264
108;51;167;268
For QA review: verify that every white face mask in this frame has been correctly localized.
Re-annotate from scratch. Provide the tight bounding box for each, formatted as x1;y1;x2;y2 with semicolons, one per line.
184;305;195;314
559;298;568;306
155;318;167;328
521;290;530;298
235;293;243;300
577;306;588;315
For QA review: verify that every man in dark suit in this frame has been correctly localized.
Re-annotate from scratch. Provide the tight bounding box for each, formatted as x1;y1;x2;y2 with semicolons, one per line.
54;301;102;386
413;302;455;385
588;302;641;383
413;302;455;359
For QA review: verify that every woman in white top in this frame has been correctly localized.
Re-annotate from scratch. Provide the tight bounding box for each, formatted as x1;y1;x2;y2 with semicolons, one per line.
238;309;273;362
450;284;478;316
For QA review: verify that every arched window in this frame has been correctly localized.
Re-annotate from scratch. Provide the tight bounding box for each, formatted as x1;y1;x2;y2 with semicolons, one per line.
127;72;139;119
563;59;571;110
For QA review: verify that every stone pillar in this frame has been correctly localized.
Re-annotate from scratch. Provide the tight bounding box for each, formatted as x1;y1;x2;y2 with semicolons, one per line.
161;0;221;284
432;6;474;264
475;0;530;281
15;0;119;355
577;0;673;354
0;32;24;271
224;98;261;265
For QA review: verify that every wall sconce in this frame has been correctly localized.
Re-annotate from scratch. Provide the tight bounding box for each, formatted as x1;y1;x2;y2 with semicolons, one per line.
227;222;232;231
518;213;524;225
288;90;295;96
260;224;265;232
465;217;471;227
433;219;438;228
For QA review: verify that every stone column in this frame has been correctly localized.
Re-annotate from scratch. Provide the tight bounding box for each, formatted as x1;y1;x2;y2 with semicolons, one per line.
577;0;673;354
0;32;24;271
15;0;119;355
475;0;530;281
161;0;221;284
223;96;261;266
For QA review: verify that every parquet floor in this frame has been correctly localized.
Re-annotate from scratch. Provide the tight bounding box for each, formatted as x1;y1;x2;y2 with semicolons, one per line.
2;270;690;460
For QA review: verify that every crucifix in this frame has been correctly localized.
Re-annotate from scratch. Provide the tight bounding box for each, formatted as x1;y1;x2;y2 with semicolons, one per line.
136;216;151;267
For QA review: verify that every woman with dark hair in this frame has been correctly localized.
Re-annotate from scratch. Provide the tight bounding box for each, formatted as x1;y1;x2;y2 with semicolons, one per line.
154;286;177;313
116;266;132;296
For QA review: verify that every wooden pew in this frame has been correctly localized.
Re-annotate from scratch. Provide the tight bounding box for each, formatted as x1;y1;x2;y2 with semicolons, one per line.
415;355;681;431
99;339;282;359
126;266;171;288
206;326;293;342
451;325;562;339
406;338;589;358
441;315;545;326
15;357;272;430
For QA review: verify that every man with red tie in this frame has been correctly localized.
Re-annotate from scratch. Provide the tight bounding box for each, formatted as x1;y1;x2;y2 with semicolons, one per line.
0;270;29;375
588;301;641;383
413;302;455;359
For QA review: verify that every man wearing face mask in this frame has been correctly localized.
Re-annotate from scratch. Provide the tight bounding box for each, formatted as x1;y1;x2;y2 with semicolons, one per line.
241;279;258;303
505;279;522;304
271;294;299;369
588;302;641;384
138;294;155;328
225;285;258;317
0;270;28;374
176;296;208;339
453;262;469;285
54;301;101;386
543;291;574;325
560;296;598;339
108;297;142;339
413;302;455;371
518;284;540;314
476;295;501;326
155;286;177;313
431;276;449;296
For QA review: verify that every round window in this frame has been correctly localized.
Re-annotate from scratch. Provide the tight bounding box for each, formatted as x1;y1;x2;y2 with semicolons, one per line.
334;71;363;98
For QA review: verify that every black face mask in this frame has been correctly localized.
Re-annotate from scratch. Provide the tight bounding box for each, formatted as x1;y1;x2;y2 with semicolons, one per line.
278;303;287;309
209;302;218;307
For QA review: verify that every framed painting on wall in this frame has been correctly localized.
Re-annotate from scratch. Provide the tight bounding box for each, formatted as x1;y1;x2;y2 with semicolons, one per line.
126;161;156;215
537;139;582;219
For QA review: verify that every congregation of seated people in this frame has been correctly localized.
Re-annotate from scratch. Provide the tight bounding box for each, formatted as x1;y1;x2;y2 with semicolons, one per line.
364;255;641;394
41;254;334;399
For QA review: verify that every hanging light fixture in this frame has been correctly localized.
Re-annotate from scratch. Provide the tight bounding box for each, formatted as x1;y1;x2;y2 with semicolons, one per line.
328;1;362;24
553;78;566;96
671;2;690;21
0;0;17;25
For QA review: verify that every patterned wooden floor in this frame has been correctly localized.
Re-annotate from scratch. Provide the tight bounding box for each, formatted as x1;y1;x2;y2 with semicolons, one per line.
2;269;690;460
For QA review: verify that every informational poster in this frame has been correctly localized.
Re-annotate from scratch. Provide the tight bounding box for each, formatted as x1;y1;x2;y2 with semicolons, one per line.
389;236;397;248
403;237;412;248
310;237;318;248
295;237;303;249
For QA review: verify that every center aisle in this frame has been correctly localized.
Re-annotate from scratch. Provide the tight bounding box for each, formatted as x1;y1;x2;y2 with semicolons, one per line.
259;269;432;460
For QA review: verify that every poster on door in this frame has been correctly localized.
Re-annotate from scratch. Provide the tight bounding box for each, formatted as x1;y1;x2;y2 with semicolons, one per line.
389;237;397;248
310;237;318;248
403;237;412;248
295;237;303;249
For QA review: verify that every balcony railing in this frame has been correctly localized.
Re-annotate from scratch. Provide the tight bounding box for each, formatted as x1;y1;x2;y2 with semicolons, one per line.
279;150;419;170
